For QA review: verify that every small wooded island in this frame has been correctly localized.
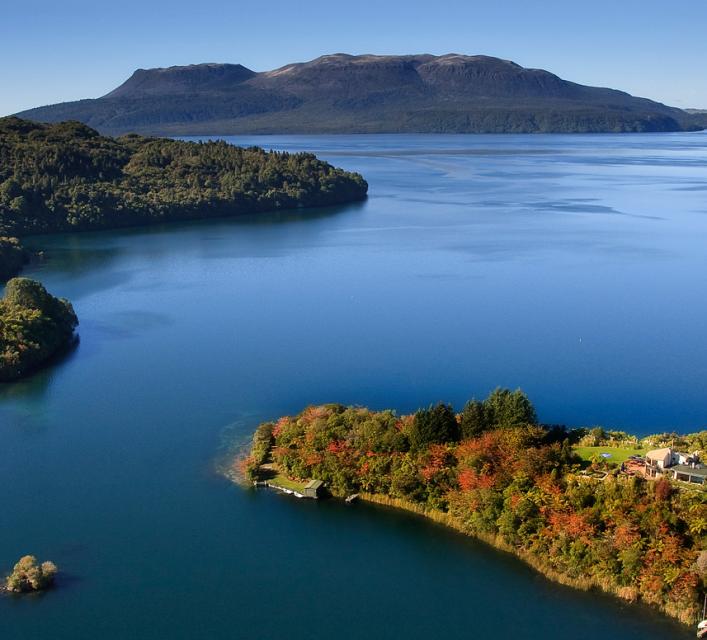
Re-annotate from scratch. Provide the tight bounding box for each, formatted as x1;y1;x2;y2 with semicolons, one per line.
0;278;78;382
0;116;368;236
3;556;57;594
242;390;707;626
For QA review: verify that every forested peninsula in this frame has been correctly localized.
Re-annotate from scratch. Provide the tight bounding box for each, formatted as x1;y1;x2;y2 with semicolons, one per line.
0;278;78;382
243;391;707;626
0;116;368;237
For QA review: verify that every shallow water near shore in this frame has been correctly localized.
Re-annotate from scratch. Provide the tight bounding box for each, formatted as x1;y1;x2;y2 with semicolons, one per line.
2;132;707;638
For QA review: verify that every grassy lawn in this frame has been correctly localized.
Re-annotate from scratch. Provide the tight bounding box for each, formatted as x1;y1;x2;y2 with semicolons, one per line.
574;445;648;466
257;463;311;493
267;473;309;493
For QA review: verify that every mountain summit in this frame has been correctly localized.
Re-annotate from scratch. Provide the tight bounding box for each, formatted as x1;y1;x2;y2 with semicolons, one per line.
17;54;702;135
104;63;256;98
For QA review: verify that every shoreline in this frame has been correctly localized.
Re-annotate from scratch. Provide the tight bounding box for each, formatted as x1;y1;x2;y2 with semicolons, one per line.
242;402;707;631
12;193;368;242
246;477;697;626
355;492;695;627
245;472;697;627
253;480;307;499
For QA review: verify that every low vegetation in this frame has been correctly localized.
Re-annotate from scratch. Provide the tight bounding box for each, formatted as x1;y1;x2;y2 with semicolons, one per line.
574;445;647;466
243;390;707;625
0;277;78;381
4;555;57;593
0;117;368;236
265;471;310;494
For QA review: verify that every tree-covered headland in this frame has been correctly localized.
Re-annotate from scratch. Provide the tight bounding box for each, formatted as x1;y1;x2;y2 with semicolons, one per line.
244;389;707;626
0;117;368;236
0;278;78;382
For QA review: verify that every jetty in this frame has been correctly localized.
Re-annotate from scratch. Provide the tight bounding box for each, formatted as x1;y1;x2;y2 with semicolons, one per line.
254;464;324;499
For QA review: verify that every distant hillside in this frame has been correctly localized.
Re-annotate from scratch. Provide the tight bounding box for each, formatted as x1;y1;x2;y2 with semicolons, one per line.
0;117;367;236
686;109;707;128
17;54;704;135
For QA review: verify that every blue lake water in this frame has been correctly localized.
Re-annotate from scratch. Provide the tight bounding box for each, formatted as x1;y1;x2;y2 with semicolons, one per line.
2;132;707;638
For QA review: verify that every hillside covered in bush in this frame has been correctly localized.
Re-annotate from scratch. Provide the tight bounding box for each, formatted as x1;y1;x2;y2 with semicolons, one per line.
244;390;707;626
0;117;368;236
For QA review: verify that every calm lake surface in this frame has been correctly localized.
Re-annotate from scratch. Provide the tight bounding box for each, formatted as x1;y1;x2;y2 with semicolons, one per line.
2;133;707;638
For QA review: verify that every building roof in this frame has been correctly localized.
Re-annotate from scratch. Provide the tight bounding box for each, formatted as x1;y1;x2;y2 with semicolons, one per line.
645;448;672;461
670;464;707;478
305;479;324;490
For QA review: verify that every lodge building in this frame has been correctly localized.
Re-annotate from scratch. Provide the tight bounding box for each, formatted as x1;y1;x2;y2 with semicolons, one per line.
645;448;707;486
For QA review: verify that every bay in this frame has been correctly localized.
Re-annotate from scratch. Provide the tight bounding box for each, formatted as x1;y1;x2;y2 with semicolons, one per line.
2;132;707;639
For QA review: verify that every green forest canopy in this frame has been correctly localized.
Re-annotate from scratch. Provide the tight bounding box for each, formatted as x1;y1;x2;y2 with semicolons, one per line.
0;277;78;381
0;117;368;236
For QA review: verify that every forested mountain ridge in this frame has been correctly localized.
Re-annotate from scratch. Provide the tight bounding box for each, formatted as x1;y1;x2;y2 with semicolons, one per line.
0;117;368;236
16;54;702;135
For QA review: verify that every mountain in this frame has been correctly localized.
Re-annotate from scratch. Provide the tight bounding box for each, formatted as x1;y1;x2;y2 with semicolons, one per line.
16;54;704;135
686;109;707;128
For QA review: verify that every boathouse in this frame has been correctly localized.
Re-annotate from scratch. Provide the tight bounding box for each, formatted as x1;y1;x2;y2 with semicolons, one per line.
303;479;324;499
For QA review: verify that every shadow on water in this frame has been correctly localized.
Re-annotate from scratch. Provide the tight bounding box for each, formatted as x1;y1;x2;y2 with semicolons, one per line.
234;485;694;640
0;338;80;405
21;243;123;278
25;198;367;246
0;573;84;608
328;496;693;639
19;199;367;282
1;197;366;418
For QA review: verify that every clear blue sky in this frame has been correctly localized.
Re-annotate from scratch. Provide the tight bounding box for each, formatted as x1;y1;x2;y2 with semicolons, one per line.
2;0;706;116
